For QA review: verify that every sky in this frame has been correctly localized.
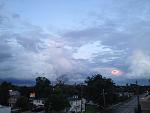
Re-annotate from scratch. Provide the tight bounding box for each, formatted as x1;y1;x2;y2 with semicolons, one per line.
0;0;150;84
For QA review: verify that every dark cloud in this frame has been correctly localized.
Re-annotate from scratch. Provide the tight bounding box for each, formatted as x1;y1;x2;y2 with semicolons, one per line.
16;34;43;52
0;53;12;62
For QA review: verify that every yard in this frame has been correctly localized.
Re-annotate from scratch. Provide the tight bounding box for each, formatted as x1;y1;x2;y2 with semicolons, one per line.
83;105;99;113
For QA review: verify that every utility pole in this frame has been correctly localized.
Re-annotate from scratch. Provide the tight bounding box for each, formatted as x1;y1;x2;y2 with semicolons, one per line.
148;79;150;95
103;89;106;108
136;81;142;113
81;84;83;113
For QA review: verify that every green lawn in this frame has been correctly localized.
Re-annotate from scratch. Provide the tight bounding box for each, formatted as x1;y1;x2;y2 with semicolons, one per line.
83;105;99;113
83;105;113;113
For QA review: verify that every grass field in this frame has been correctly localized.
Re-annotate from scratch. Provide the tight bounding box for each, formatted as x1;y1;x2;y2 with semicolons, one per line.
83;105;99;113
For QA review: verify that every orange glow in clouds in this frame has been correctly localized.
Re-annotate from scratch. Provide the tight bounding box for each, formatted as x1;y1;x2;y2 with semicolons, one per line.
111;69;123;76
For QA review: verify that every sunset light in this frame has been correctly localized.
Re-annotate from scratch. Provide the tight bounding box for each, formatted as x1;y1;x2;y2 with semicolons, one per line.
111;69;123;76
0;1;150;113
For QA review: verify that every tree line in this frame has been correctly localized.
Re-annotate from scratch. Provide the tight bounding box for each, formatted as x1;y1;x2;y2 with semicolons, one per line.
0;74;143;112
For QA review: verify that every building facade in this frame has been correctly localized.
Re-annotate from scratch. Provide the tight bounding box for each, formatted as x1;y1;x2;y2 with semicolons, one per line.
68;96;86;113
8;90;20;107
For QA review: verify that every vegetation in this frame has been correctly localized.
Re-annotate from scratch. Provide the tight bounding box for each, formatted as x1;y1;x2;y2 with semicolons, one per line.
83;105;99;113
0;74;147;112
35;77;53;98
85;74;116;107
35;77;70;113
45;94;70;113
0;81;12;106
15;96;30;111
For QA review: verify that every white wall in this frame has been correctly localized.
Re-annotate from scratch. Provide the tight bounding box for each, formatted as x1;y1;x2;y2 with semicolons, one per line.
33;100;44;106
69;99;86;113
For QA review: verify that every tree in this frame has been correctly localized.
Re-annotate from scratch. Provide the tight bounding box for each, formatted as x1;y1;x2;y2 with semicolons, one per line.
56;74;69;86
45;82;70;113
45;94;70;113
55;84;78;97
0;81;12;106
35;77;52;98
85;74;115;107
15;96;30;111
18;86;34;97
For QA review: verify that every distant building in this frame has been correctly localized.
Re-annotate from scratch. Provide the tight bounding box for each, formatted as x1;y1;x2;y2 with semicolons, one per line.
68;95;86;113
8;90;20;107
117;92;134;97
0;105;11;113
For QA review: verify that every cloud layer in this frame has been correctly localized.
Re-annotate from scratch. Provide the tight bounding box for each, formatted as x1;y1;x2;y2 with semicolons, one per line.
0;0;150;83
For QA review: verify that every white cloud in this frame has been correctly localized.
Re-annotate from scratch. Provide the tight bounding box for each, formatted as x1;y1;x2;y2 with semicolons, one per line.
73;41;113;61
127;50;150;79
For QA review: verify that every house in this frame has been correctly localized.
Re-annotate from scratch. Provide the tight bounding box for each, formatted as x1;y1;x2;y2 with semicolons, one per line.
30;92;35;98
8;90;20;107
68;95;86;113
124;92;134;97
117;92;134;97
29;92;44;107
0;105;11;113
29;92;36;102
32;99;45;107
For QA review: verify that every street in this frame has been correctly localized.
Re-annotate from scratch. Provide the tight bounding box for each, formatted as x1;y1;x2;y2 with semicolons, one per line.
22;111;44;113
110;97;137;113
108;94;146;113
